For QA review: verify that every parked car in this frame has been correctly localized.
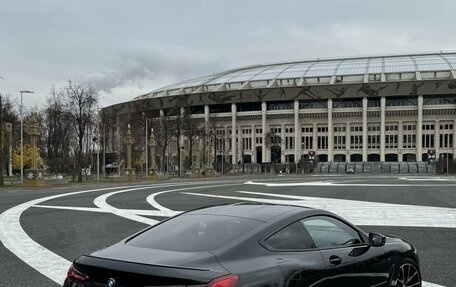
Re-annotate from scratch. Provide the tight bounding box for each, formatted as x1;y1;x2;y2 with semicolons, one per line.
64;203;421;287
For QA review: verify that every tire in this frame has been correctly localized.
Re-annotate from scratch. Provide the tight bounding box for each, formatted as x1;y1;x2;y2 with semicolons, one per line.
390;258;421;287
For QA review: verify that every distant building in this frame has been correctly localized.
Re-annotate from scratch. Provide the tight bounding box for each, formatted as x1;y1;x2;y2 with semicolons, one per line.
102;52;456;165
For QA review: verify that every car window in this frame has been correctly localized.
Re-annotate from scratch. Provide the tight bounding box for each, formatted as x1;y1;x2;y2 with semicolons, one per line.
301;216;363;248
265;221;315;250
127;214;262;252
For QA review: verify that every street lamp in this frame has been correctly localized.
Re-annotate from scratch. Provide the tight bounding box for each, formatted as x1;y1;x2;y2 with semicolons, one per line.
92;137;100;181
100;111;106;178
145;120;148;179
142;112;151;180
20;90;34;184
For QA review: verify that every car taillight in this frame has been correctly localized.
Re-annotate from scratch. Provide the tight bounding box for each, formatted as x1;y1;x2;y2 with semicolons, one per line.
67;264;89;284
207;274;239;287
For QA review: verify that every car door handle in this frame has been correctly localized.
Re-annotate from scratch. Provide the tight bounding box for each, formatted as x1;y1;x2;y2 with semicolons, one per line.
329;255;342;266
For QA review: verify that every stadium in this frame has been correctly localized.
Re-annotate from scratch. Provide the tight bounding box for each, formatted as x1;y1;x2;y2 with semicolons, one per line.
101;52;456;174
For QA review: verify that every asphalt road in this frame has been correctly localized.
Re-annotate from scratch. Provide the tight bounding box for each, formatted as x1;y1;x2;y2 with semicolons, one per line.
0;175;455;287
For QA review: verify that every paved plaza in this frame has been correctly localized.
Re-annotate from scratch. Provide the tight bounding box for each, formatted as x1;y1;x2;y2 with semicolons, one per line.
0;175;455;286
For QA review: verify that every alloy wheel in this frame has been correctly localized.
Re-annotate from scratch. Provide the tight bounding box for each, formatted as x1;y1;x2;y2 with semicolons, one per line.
396;263;421;287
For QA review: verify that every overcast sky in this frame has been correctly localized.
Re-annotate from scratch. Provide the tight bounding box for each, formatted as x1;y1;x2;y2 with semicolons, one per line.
1;0;455;109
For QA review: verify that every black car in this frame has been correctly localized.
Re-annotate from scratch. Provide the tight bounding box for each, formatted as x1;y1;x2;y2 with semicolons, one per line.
64;203;421;287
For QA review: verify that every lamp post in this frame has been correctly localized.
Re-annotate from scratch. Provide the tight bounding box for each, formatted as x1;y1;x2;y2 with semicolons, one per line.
92;137;100;181
145;119;149;179
142;112;151;179
20;90;34;184
102;120;106;178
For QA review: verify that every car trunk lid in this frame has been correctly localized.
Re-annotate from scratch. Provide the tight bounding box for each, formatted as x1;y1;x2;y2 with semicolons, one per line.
73;245;228;286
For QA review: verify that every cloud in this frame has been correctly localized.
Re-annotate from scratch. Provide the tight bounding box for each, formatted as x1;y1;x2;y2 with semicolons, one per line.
83;48;226;95
2;0;456;109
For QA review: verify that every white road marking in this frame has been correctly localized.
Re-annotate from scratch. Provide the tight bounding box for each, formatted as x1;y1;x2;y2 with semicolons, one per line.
93;183;243;224
399;177;456;181
93;187;163;226
33;205;181;217
0;181;242;285
312;174;345;177
423;283;447;287
183;191;456;228
245;180;456;187
34;205;108;213
0;185;147;285
0;181;448;287
145;183;242;211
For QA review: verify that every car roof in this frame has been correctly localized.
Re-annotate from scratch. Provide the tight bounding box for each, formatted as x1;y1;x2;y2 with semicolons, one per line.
187;203;314;222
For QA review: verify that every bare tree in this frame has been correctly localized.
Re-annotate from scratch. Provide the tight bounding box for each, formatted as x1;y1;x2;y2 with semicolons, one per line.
203;113;225;169
265;131;281;148
43;86;73;174
182;109;204;169
65;81;98;182
265;131;281;163
152;112;174;173
0;95;20;176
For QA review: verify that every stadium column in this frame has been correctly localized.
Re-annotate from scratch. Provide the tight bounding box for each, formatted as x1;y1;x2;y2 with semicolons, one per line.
453;119;456;158
417;95;423;161
159;109;165;170
362;97;368;162
312;123;318;155
251;124;255;163
294;100;300;163
204;105;209;123
281;123;285;163
434;120;440;159
224;126;229;165
238;124;242;165
231;103;237;165
262;101;267;163
204;105;209;167
346;122;351;162
380;97;386;162
327;99;333;162
203;105;210;168
398;120;403;162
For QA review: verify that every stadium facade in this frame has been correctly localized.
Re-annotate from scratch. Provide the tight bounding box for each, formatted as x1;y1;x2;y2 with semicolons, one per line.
102;52;456;168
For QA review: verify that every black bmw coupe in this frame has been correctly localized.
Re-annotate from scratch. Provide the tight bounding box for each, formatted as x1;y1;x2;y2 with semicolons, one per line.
64;203;421;287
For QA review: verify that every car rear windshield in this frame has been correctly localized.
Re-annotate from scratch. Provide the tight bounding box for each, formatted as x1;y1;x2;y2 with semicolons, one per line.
127;214;262;252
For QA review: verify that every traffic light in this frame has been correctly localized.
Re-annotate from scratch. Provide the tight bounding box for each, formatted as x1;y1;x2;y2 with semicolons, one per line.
308;150;316;166
427;149;436;165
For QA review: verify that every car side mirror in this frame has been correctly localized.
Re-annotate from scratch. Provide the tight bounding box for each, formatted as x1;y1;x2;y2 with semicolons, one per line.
369;233;386;247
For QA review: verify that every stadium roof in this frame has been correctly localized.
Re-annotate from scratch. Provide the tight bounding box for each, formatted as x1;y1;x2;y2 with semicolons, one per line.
136;52;456;100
